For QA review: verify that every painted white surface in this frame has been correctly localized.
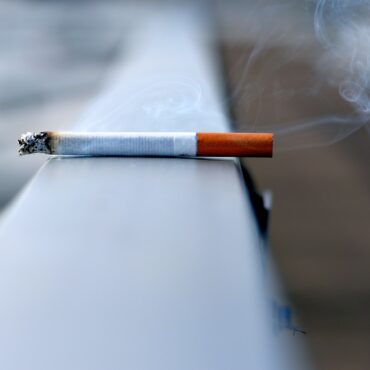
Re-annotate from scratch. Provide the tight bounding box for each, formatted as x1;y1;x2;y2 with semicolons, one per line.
55;132;197;156
0;3;308;370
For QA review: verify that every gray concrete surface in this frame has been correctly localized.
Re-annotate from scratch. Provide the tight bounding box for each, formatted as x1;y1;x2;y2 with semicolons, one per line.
0;4;308;370
0;156;289;370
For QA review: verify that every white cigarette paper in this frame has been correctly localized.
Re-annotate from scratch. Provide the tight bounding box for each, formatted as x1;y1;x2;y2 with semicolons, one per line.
18;132;197;157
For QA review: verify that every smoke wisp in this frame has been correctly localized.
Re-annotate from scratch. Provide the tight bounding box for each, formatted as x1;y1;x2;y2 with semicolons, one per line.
220;0;370;150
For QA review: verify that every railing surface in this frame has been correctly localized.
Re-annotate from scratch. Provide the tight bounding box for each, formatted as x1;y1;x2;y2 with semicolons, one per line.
0;4;307;370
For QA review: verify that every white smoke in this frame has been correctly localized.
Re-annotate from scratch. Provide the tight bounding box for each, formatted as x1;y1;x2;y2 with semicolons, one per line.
218;0;370;149
314;0;370;116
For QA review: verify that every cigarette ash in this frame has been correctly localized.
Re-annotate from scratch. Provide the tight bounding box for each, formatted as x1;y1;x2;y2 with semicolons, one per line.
18;132;51;155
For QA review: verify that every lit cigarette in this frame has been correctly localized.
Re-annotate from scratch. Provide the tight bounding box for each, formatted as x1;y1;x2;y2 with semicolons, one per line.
18;131;273;157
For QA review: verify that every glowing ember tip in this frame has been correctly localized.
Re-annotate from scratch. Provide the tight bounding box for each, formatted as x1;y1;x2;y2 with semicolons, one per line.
18;132;51;156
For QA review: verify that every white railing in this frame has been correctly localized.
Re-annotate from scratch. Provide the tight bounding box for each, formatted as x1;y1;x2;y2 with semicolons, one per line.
0;4;308;370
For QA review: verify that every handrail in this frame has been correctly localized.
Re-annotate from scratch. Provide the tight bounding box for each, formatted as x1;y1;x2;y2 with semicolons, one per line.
0;4;307;370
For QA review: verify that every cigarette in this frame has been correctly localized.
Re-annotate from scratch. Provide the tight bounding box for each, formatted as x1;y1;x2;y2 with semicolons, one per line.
18;131;273;157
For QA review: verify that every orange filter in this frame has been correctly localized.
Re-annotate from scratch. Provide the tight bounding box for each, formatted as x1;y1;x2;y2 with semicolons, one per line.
197;133;273;157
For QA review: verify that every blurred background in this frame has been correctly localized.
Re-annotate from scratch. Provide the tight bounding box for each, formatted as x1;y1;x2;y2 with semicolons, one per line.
0;1;369;369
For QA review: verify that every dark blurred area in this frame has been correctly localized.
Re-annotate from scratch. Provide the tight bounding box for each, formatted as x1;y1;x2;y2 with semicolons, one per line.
219;2;370;368
222;42;370;370
1;1;370;369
